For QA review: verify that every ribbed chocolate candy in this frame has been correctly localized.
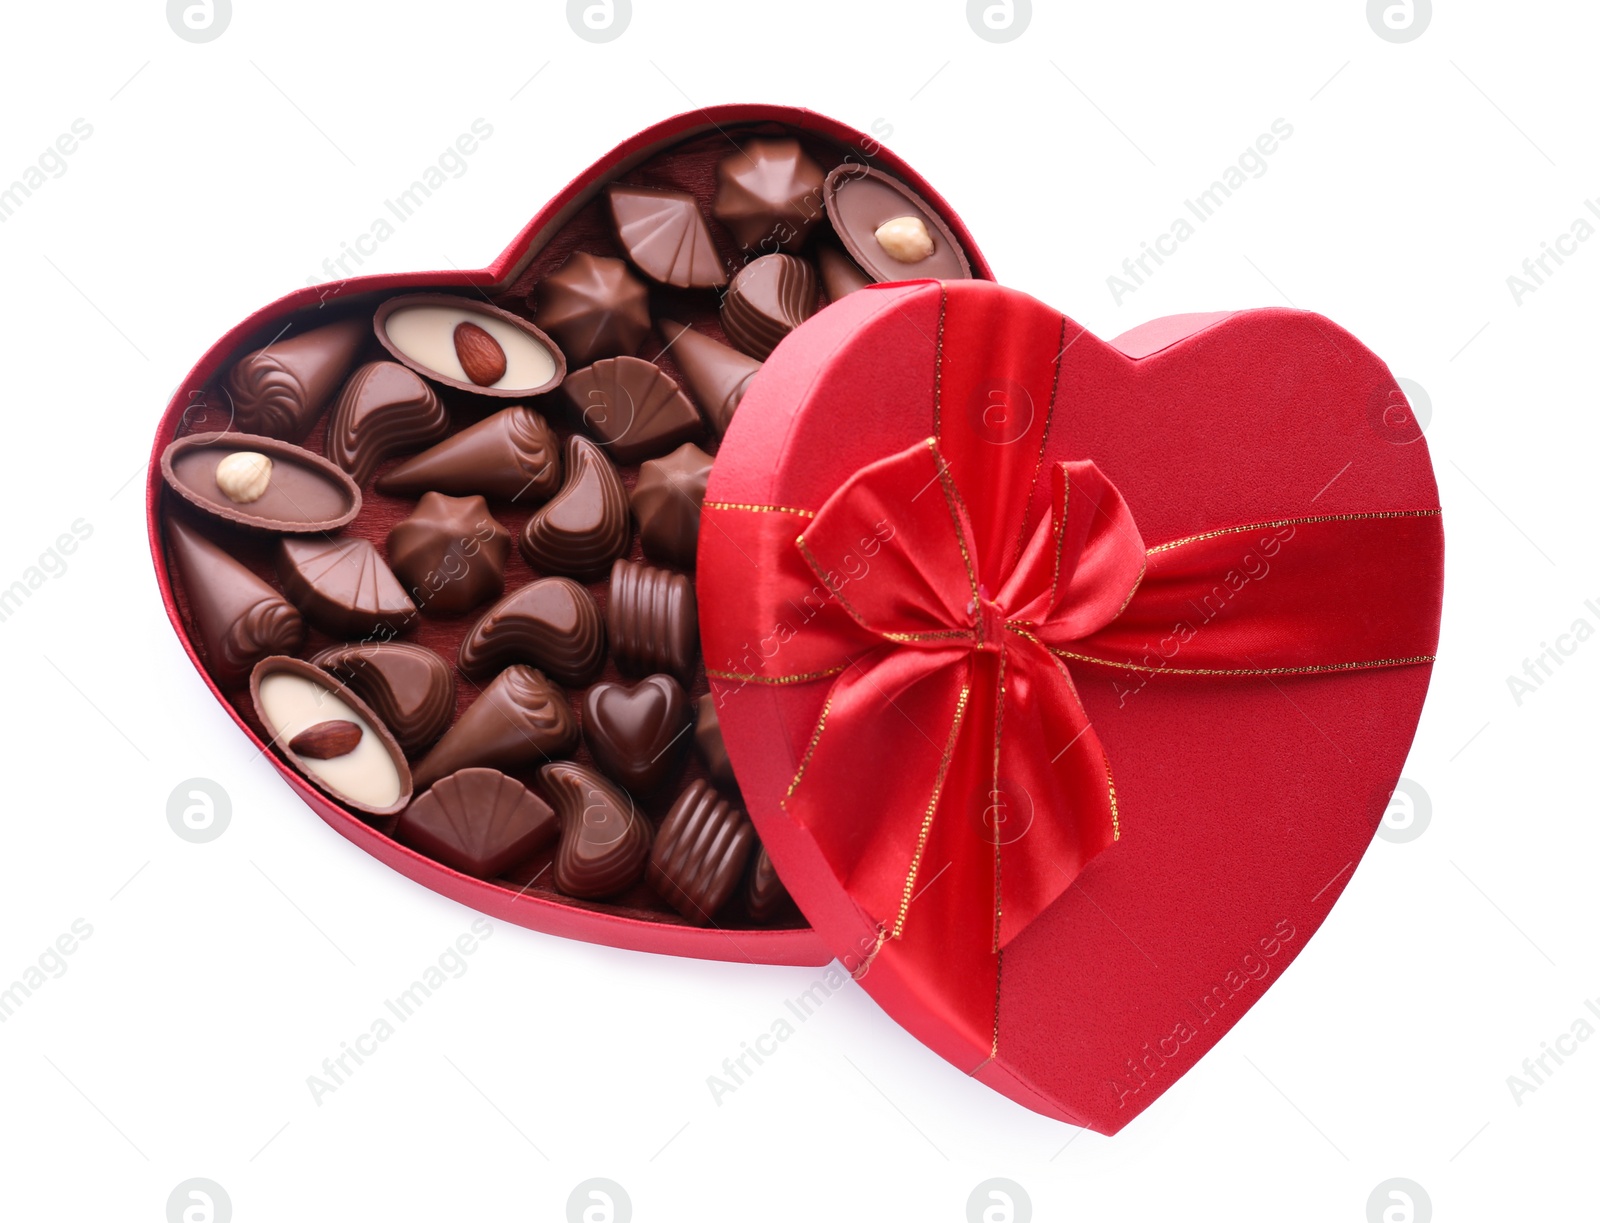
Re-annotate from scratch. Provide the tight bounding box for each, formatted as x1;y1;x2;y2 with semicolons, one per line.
412;665;577;791
396;768;558;879
607;559;698;685
647;779;755;924
326;360;448;487
309;641;455;757
544;761;652;899
562;356;702;465
606;185;727;289
744;845;792;925
719;254;818;360
519;435;631;580
582;674;690;795
276;536;416;638
457;577;606;687
375;407;562;505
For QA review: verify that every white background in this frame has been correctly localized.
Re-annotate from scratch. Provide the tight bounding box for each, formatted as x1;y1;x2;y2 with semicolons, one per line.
0;2;1594;1220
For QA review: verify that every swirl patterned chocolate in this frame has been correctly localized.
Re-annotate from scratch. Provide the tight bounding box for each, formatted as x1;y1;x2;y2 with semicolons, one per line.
224;317;368;440
457;577;606;687
518;434;631;581
544;761;652;900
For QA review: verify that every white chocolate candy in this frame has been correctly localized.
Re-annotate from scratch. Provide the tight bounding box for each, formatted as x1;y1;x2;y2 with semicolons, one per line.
383;305;556;392
873;215;936;264
214;450;273;503
257;671;402;810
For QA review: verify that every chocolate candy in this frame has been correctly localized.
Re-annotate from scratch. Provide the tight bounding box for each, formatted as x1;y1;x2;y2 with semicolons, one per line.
250;656;412;818
711;137;827;253
396;768;558;879
822;165;972;283
165;516;303;684
162;432;361;533
225;316;367;440
631;443;712;570
374;294;563;398
535;251;650;366
582;674;691;795
562;356;701;464
720;254;817;360
375;407;561;505
413;665;577;791
544;761;652;899
309;641;455;757
386;493;511;615
519;435;631;580
818;242;872;301
647;779;755;923
277;535;416;638
608;559;698;685
693;693;737;793
656;320;760;438
326;361;449;487
745;845;792;924
458;576;605;687
606;184;727;289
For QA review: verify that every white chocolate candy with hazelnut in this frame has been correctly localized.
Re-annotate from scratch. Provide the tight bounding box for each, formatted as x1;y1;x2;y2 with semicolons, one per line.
873;216;936;264
215;451;273;503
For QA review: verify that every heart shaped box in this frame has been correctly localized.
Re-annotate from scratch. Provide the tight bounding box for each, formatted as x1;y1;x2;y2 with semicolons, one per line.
146;105;995;967
700;281;1444;1132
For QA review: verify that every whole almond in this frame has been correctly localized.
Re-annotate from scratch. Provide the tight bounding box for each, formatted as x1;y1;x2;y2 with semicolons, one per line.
289;719;363;759
454;321;508;386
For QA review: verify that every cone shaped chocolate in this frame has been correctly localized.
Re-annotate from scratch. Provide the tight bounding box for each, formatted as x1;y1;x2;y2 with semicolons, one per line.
226;316;368;440
658;320;762;438
411;665;578;791
166;517;304;684
376;407;562;505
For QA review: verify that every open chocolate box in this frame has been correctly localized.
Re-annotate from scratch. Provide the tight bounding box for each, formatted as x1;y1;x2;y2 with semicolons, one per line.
147;105;994;967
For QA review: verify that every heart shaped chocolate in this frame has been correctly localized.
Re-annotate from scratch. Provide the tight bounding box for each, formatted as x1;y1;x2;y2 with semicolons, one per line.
582;674;691;795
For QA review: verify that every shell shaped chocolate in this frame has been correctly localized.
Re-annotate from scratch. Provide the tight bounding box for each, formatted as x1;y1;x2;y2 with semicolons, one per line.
309;641;456;757
562;356;702;465
396;768;558;879
544;761;652;900
457;577;606;687
647;779;755;924
276;536;417;638
719;254;818;360
606;184;727;288
327;360;449;487
375;407;561;505
412;665;578;792
519;435;631;580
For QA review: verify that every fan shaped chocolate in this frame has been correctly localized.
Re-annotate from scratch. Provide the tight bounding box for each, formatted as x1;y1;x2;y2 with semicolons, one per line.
822;164;973;283
608;559;698;685
386;493;511;615
396;768;558;879
326;360;449;487
720;254;818;360
606;184;726;289
544;761;652;900
519;435;631;580
161;433;361;533
711;137;827;253
631;443;712;571
693;693;737;793
563;356;702;464
583;675;691;795
535;251;651;366
744;845;792;924
309;641;455;757
276;536;416;638
374;294;563;398
457;577;605;687
656;320;761;438
225;316;367;440
375;407;561;505
412;665;577;791
165;516;304;684
648;779;755;924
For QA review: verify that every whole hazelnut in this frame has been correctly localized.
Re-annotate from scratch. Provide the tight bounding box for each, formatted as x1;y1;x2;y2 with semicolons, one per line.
873;215;936;264
215;451;273;503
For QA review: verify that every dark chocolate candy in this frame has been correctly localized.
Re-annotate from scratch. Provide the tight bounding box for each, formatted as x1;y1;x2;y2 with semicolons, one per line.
375;407;561;505
720;254;818;360
519;434;631;580
631;443;712;570
396;768;558;879
386;492;511;615
744;845;792;925
413;665;578;791
326;360;449;487
822;164;972;283
562;356;702;465
457;576;607;687
309;641;455;757
693;693;737;793
711;137;827;253
225;316;367;440
606;184;727;289
818;242;872;301
608;559;699;685
647;778;755;924
582;674;691;795
276;535;416;638
656;320;761;438
165;516;303;684
535;251;651;366
544;761;652;899
162;432;361;534
374;294;564;399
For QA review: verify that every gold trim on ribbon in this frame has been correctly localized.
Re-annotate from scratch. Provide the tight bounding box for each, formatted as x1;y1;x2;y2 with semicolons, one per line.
931;285;948;439
1050;649;1438;676
928;440;983;640
1010;314;1069;571
703;500;817;518
1147;508;1441;555
889;683;972;941
783;692;836;804
705;664;848;685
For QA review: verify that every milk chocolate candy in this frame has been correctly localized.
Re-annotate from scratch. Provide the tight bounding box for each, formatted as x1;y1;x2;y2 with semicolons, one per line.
648;779;755;924
818;242;872;301
720;254;818;360
606;185;727;289
309;641;455;757
375;407;561;505
165;516;303;684
822;164;973;283
277;536;416;638
582;674;691;795
631;443;712;570
374;294;563;398
563;356;701;465
535;251;651;366
692;693;737;793
396;768;558;879
225;316;368;440
544;761;652;899
327;361;449;487
744;845;792;925
458;577;605;687
412;665;578;792
519;435;631;580
608;559;698;685
162;433;361;534
386;493;511;615
656;320;761;438
711;137;827;253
